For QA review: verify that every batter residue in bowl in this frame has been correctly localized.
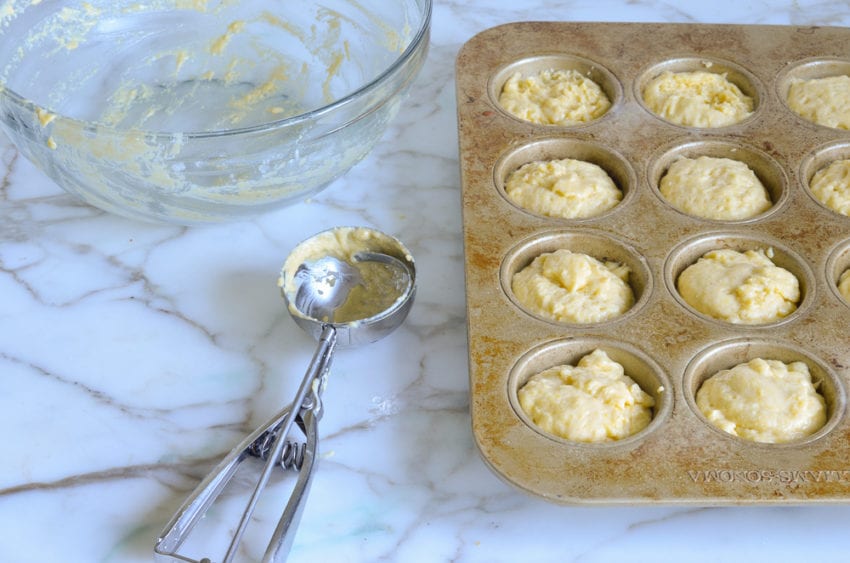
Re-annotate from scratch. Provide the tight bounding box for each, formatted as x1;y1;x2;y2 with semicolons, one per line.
3;0;411;131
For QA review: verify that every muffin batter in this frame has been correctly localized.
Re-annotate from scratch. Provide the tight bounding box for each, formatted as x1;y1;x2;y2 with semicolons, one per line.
839;269;850;303
498;69;611;125
787;75;850;130
696;358;826;443
505;158;622;219
518;349;654;443
677;248;799;324
810;159;850;216
279;227;412;323
642;70;754;127
512;249;634;323
660;156;771;220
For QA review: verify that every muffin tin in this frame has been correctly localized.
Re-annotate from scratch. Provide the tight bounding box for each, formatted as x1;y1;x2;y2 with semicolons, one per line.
456;22;850;504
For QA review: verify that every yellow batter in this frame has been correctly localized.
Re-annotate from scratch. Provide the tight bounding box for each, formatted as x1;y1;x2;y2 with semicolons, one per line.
787;75;850;130
696;358;826;443
505;158;622;219
810;159;850;216
660;156;771;220
839;269;850;303
279;227;412;323
642;70;754;127
518;349;655;443
512;249;634;324
498;69;611;125
677;248;799;324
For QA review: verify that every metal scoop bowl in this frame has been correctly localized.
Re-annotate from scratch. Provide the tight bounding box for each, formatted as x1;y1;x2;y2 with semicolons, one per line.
155;227;415;563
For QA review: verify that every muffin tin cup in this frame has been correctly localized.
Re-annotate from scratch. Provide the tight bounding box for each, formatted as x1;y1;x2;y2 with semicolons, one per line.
495;137;636;221
683;338;846;448
458;22;850;505
500;229;652;326
826;239;850;308
635;56;764;130
777;58;850;132
800;140;850;217
488;54;622;128
508;337;673;450
663;232;816;328
648;138;788;223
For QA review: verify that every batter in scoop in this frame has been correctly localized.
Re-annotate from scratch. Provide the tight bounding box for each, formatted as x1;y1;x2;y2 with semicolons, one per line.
278;227;412;323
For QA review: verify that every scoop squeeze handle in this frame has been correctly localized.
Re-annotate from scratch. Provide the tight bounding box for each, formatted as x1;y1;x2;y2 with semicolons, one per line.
154;326;334;563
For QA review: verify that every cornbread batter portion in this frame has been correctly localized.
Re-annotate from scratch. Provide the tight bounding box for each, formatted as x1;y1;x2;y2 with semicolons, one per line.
512;249;634;323
642;70;754;127
505;158;622;219
498;69;612;125
660;156;771;220
279;227;412;323
696;358;827;443
810;159;850;216
839;269;850;303
787;75;850;130
518;349;655;443
677;248;799;324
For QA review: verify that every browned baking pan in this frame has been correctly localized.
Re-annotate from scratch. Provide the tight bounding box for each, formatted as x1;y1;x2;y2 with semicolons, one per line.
456;22;850;504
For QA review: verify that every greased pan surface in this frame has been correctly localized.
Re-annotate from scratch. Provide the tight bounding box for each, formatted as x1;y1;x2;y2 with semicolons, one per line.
456;22;850;504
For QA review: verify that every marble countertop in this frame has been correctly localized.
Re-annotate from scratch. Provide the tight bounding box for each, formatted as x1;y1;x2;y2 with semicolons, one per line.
3;1;850;562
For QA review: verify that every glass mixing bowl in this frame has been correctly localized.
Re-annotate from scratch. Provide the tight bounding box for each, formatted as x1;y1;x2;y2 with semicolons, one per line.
0;0;431;224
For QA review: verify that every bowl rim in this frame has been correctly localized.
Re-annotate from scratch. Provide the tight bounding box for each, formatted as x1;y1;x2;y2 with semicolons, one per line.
0;0;433;139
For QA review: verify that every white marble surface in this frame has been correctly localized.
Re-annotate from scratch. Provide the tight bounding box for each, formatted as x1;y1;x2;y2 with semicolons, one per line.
3;1;850;562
